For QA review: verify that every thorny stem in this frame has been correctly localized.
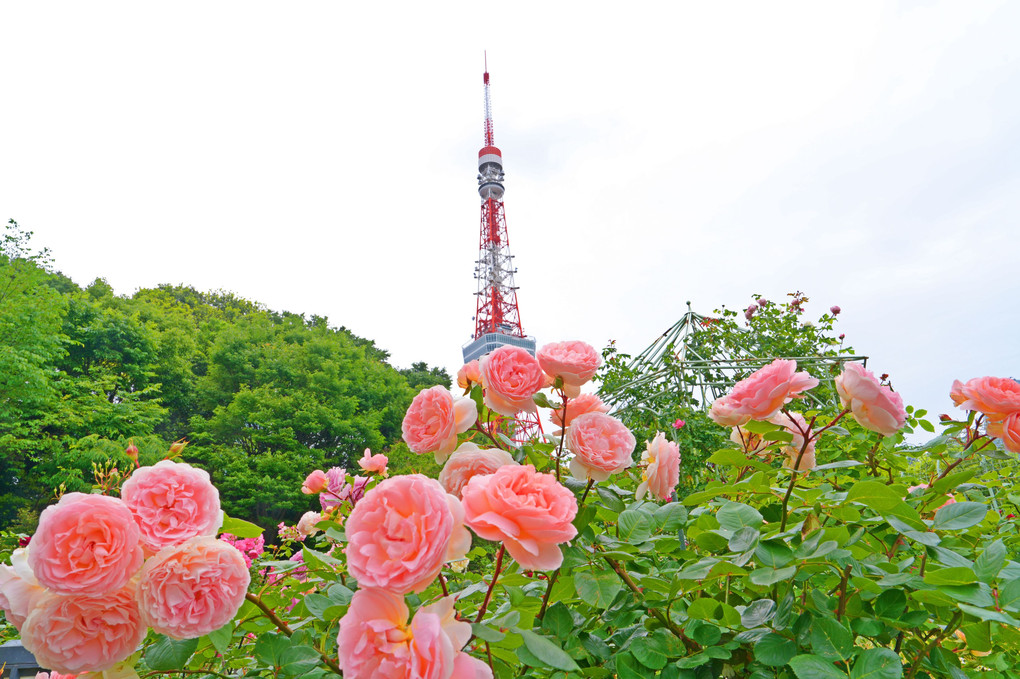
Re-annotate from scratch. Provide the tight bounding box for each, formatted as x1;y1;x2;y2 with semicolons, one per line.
905;611;963;679
475;544;506;623
438;572;449;597
579;479;595;506
555;390;569;481
603;556;691;649
473;421;508;451
244;593;344;676
835;565;852;621
536;569;561;621
779;426;815;532
809;408;852;441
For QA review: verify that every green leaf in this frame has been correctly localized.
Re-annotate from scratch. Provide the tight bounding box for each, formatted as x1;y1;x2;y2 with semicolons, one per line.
146;635;199;671
618;509;654;542
957;603;1020;626
575;569;622;609
654;502;688;532
207;622;234;654
850;648;903;679
729;526;760;552
741;599;777;628
708;448;753;466
471;623;506;642
717;501;764;532
810;616;853;661
845;481;903;512
279;645;322;677
596;486;625;512
997;578;1020;610
873;589;906;619
533;391;555;409
932;502;988;531
754;632;797;667
756;540;795;568
974;539;1007;582
750;566;797;586
615;653;647;679
220;513;264;538
253;633;292;668
744;420;781;434
631;635;669;669
789;653;848;678
541;602;574;640
517;629;580;671
923;567;977;587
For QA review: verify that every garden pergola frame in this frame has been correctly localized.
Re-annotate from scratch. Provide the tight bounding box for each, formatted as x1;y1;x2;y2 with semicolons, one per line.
601;307;869;417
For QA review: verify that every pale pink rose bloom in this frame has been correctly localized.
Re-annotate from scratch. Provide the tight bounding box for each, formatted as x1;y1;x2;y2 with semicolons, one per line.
358;448;389;476
461;464;578;571
336;590;490;679
121;459;221;554
769;411;816;466
137;536;250;639
566;412;636;482
345;475;470;594
320;468;370;511
537;341;602;398
783;449;816;471
636;433;680;501
988;413;1020;454
438;442;517;499
550;393;610;431
949;380;967;408
297;511;323;537
301;469;328;494
456;360;481;392
29;493;143;596
835;363;906;436
708;359;819;427
953;377;1020;421
21;584;145;674
478;346;546;417
402;385;478;462
0;547;46;631
730;426;767;455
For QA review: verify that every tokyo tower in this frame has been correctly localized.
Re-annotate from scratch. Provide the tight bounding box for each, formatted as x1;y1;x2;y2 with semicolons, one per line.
461;59;543;441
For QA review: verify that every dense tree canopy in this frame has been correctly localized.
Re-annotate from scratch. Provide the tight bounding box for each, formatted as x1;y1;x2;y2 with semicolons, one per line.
0;220;449;530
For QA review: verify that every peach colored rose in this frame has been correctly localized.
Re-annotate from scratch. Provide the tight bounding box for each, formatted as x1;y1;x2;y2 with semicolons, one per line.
29;493;143;596
402;386;478;463
121;459;221;554
336;589;490;679
302;469;328;494
21;584;145;674
953;376;1020;421
708;359;819;427
478;346;546;417
949;380;967;408
358;448;389;476
988;413;1020;454
550;393;610;432
566;412;636;482
0;547;45;631
297;511;323;537
537;341;601;398
769;411;816;467
783;448;816;472
730;426;767;455
835;363;906;436
461;464;578;571
345;475;470;594
137;536;250;639
456;360;481;392
438;442;517;499
636;433;680;501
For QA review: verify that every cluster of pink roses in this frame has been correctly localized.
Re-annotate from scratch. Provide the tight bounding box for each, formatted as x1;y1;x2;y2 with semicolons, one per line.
0;460;249;675
951;376;1020;453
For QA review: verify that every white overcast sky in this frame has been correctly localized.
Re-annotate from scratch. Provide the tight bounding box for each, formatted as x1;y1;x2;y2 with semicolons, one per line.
2;1;1018;422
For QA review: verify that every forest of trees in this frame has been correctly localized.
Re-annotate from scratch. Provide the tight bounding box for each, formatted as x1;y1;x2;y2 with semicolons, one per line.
0;220;449;532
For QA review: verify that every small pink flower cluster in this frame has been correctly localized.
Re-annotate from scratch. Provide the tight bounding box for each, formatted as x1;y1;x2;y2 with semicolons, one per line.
0;461;249;675
220;533;265;567
951;376;1020;452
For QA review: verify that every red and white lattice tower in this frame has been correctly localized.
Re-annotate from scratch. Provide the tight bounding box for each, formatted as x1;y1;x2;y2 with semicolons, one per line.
461;60;543;443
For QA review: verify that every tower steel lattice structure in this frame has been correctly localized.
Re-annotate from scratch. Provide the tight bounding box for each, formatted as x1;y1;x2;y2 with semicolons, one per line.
461;60;542;443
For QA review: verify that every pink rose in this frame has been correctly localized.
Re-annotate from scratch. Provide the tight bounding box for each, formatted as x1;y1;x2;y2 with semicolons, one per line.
29;493;143;596
121;459;221;554
770;411;816;467
320;468;370;511
358;448;389;476
336;589;490;679
536;341;601;397
345;475;470;594
461;464;578;571
137;536;251;639
297;511;323;537
708;359;819;427
636;433;680;502
835;363;906;436
220;533;264;568
988;413;1020;454
402;386;478;462
0;548;45;631
478;346;546;417
456;360;481;392
438;442;517;499
952;377;1020;421
550;393;610;431
672;419;686;429
302;469;328;494
21;584;146;674
566;412;636;482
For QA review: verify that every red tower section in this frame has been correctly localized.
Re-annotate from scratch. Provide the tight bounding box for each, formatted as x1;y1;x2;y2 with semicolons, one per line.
462;62;542;443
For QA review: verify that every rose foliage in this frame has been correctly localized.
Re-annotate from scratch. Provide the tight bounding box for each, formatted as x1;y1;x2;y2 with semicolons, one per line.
5;337;1020;679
